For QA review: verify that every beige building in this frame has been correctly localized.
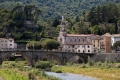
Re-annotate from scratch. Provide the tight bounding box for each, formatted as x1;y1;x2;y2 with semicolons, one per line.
92;36;101;53
0;38;17;50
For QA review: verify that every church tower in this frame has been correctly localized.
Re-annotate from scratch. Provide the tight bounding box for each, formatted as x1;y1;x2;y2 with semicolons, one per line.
59;16;67;36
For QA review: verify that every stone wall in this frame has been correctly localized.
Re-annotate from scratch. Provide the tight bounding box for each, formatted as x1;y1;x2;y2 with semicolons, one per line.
91;53;120;62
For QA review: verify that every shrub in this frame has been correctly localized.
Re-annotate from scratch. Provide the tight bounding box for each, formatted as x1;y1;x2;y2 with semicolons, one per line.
66;62;73;66
81;62;86;68
87;56;94;66
28;72;36;80
51;65;62;73
35;61;55;69
95;61;102;68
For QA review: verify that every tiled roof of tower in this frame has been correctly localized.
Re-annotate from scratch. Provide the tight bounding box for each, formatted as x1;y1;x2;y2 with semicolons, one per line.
102;33;111;37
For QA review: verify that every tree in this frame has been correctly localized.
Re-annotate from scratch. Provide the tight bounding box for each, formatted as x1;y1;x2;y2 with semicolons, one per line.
52;18;60;27
91;25;102;35
113;41;120;50
75;16;80;23
42;39;60;50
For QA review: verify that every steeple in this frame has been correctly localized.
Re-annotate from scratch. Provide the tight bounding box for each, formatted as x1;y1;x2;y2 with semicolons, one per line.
59;16;67;36
62;16;64;21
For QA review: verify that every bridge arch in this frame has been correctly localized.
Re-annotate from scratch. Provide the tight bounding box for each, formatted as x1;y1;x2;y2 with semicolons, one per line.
39;53;61;65
2;52;33;66
67;54;88;63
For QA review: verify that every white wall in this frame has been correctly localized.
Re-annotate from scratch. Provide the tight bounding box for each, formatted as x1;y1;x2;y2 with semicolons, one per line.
111;36;120;46
0;38;15;50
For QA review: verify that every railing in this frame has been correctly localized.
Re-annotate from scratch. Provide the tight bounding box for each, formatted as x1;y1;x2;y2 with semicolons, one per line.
0;49;96;54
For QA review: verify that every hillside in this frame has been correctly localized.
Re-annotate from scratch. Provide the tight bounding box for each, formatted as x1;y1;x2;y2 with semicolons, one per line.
0;0;120;42
0;0;120;20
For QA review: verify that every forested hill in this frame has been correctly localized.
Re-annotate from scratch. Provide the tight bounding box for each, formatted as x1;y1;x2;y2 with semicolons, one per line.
0;0;120;20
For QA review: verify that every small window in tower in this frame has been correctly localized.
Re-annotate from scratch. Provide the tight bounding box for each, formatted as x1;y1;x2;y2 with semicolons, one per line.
60;38;62;42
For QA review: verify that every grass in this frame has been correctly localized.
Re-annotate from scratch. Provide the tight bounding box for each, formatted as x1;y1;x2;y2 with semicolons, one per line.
0;69;28;80
0;61;60;80
60;66;120;80
51;58;120;80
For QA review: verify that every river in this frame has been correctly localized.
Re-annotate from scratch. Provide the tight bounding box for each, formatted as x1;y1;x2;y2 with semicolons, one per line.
45;72;98;80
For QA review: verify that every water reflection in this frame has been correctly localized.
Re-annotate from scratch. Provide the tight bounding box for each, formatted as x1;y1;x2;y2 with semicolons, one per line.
46;72;98;80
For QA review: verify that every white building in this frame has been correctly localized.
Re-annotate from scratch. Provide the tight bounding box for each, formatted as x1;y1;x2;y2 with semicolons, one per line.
58;17;96;53
111;34;120;46
0;38;17;50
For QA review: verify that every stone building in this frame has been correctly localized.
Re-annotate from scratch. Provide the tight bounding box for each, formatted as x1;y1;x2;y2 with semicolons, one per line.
58;17;96;53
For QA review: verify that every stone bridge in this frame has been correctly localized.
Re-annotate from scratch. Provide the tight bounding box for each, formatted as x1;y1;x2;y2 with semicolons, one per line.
0;50;94;66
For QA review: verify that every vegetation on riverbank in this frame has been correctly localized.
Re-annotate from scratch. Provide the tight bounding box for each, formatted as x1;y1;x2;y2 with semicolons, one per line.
51;58;120;80
0;61;60;80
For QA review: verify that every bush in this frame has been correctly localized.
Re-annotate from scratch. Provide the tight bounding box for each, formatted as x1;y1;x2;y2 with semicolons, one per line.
95;61;102;68
87;56;94;66
35;61;55;69
51;65;62;73
28;72;36;80
81;62;86;68
66;62;73;66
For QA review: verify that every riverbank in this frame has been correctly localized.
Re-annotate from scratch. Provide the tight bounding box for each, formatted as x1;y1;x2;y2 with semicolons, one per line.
0;61;60;80
51;58;120;80
60;66;120;80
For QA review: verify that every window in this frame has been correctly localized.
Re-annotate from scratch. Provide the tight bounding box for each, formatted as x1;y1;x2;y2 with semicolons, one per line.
72;45;74;48
88;50;90;52
70;39;72;42
88;45;89;48
10;44;12;46
83;50;85;53
74;39;76;42
78;50;80;52
83;39;84;42
82;45;85;48
79;39;80;42
10;40;12;42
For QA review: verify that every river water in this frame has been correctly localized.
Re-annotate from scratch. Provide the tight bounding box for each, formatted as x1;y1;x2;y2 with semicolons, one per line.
45;72;98;80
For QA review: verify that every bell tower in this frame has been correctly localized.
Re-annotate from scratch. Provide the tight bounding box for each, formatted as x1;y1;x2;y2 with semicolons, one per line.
59;16;67;36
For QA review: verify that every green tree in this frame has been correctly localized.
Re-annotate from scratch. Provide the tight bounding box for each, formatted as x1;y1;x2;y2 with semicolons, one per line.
91;25;102;35
52;18;60;27
113;41;120;50
42;39;60;50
